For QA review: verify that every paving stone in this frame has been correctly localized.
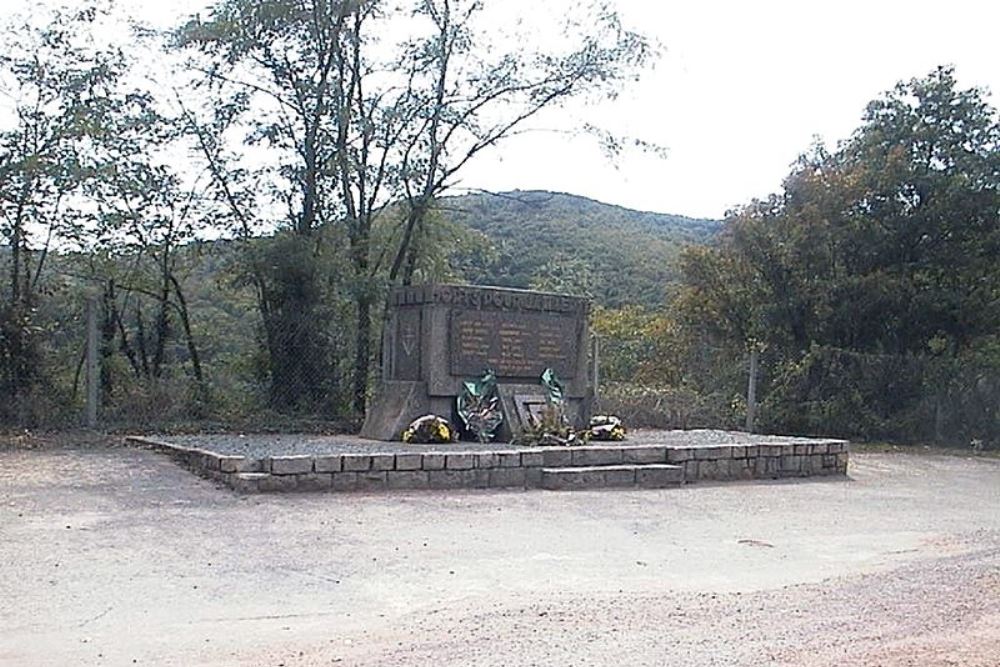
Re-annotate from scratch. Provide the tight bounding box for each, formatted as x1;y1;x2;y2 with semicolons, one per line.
314;455;343;473
428;469;477;489
422;453;446;470
332;472;358;491
753;456;768;477
498;451;522;467
474;469;491;488
698;459;723;480
542;448;572;467
667;448;694;463
394;453;422;471
829;442;845;454
370;454;395;471
296;473;333;491
683;459;700;480
387;471;430;490
781;455;802;472
203;469;226;483
220;456;257;473
524;468;543;488
636;465;683;487
257;474;299;492
231;472;268;493
756;456;781;478
356;471;388;491
341;454;371;472
269;455;314;475
744;446;759;458
475;452;499;469
718;459;740;479
489;467;527;488
759;444;783;457
520;451;543;467
622;447;666;464
695;446;732;460
541;468;605;490
823;454;838;468
810;443;829;455
180;450;204;469
794;444;809;456
603;467;637;486
730;446;747;459
446;453;475;470
200;452;223;471
571;447;623;466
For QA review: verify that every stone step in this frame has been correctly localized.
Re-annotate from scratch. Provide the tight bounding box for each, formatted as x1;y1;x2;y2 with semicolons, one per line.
541;464;683;490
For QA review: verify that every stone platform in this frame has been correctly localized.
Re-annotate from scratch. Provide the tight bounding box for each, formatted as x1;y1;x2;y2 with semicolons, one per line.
126;430;850;493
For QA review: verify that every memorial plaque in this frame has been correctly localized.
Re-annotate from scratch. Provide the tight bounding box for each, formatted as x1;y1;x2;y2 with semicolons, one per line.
362;283;591;441
449;310;578;379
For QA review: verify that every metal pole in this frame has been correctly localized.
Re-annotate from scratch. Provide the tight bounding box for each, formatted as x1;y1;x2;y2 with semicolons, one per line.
590;334;600;400
746;348;758;433
85;297;99;428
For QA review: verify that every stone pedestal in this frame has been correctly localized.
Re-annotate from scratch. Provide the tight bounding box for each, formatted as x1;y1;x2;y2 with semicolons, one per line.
361;284;591;441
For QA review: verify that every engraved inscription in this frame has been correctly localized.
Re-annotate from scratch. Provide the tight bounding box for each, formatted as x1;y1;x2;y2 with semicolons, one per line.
392;284;588;314
393;307;421;380
450;310;578;378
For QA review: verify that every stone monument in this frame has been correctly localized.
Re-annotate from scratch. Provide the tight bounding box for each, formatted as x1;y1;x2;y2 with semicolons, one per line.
360;284;591;441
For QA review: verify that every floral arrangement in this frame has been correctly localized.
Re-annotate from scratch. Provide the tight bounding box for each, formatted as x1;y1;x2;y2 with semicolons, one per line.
402;415;455;444
456;369;503;443
589;414;626;441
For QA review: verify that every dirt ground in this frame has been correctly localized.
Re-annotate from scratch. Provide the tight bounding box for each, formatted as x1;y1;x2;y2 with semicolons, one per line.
1;441;998;666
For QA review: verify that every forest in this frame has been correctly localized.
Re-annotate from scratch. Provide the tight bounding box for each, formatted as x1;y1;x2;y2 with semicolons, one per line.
1;3;997;447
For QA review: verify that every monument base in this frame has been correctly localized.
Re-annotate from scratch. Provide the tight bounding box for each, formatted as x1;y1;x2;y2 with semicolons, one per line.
361;380;591;443
360;381;450;441
496;384;588;442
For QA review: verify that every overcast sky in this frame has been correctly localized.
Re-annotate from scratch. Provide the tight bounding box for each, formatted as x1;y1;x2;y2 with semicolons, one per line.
7;0;1000;220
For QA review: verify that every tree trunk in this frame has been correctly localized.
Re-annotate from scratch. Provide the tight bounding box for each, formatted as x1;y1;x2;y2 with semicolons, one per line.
151;269;171;379
169;274;204;385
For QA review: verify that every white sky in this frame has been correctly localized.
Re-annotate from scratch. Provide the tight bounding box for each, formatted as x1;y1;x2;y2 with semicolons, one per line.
6;0;1000;220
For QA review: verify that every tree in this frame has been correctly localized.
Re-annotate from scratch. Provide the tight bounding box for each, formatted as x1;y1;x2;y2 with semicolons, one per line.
676;67;1000;441
174;0;655;415
0;6;128;418
82;107;210;394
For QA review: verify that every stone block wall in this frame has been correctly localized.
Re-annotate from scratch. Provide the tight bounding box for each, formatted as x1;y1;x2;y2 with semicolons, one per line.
127;436;849;494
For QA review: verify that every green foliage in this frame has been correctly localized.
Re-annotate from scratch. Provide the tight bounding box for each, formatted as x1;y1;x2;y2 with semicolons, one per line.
675;67;1000;444
442;190;720;306
175;0;659;415
595;383;734;431
0;5;133;410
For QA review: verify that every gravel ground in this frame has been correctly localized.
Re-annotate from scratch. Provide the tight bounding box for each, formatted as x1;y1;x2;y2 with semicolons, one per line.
1;444;998;666
156;428;839;457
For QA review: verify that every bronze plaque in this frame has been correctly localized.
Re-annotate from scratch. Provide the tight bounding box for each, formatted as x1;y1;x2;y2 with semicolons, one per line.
450;310;578;379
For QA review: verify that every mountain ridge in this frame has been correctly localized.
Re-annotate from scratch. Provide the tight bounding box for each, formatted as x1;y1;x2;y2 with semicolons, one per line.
438;189;721;307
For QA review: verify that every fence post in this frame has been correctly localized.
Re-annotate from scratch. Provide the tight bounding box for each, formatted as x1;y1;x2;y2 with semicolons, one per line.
746;348;758;433
590;334;600;400
85;296;99;428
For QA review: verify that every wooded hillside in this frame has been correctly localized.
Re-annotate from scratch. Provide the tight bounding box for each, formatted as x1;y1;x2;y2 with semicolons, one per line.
441;190;719;306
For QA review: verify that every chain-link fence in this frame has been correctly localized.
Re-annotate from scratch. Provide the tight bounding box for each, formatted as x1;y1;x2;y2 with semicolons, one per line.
3;276;997;448
595;341;999;447
0;287;363;433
